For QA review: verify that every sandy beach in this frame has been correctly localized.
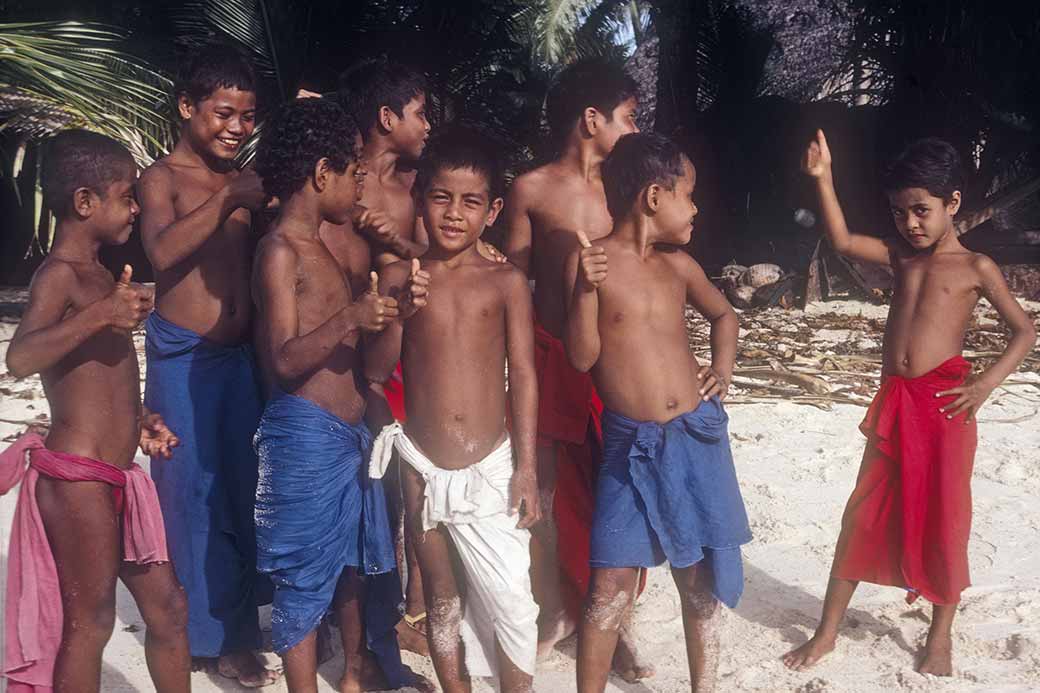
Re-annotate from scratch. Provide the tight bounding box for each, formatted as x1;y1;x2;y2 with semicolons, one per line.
2;296;1038;692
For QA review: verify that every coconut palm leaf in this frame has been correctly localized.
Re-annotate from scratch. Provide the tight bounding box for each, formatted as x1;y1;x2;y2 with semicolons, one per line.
530;0;630;66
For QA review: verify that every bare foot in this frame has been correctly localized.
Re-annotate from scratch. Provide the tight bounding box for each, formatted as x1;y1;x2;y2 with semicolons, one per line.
612;628;656;682
782;633;836;671
395;611;430;657
340;656;435;693
217;650;281;688
917;637;953;676
537;609;576;659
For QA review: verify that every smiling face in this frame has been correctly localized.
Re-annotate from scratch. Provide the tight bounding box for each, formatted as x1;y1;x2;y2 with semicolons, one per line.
387;93;431;160
179;86;257;162
421;165;502;254
92;169;140;245
887;186;959;250
654;157;699;245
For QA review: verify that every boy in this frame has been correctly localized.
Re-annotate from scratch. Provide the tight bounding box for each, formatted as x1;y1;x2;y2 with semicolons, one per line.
565;132;751;693
504;58;650;677
2;130;189;692
783;131;1036;675
251;98;420;693
367;128;541;693
136;44;277;686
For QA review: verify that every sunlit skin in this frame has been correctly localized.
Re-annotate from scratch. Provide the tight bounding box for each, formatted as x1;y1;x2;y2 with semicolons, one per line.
782;129;1036;677
502;95;653;676
367;165;540;693
565;155;739;693
6;168;190;693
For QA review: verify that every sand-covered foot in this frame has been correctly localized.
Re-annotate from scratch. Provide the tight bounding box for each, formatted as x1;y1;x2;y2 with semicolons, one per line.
217;650;281;688
917;638;953;676
782;634;836;671
612;628;656;682
395;611;430;657
537;609;576;659
341;657;435;693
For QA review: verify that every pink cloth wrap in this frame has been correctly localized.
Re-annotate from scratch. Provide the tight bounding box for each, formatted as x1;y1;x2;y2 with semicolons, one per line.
0;433;169;692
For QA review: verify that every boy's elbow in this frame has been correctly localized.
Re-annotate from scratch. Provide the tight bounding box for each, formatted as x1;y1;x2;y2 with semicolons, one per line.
567;348;596;373
6;350;33;380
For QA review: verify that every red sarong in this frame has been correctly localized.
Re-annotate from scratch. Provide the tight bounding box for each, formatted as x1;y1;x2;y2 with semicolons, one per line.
385;362;407;422
534;320;613;616
831;356;976;605
0;433;169;692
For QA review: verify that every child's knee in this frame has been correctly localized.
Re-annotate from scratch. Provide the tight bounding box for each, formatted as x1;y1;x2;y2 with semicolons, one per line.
426;594;463;656
64;593;117;642
678;584;719;621
144;584;189;637
584;572;637;631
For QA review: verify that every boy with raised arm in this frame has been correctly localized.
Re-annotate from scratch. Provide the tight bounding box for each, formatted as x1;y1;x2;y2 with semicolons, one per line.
783;132;1036;676
136;44;277;686
367;128;541;693
566;133;751;693
251;98;426;693
2;130;189;693
503;58;650;676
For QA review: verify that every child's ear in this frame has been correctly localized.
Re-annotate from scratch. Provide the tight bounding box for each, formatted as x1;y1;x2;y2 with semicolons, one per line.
946;190;962;216
485;197;505;226
643;183;660;212
312;157;330;192
581;107;599;137
177;94;194;122
378;105;395;133
72;187;95;219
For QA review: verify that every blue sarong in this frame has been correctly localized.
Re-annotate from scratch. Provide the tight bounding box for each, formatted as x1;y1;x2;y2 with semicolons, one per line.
254;392;406;686
590;398;752;608
144;311;266;656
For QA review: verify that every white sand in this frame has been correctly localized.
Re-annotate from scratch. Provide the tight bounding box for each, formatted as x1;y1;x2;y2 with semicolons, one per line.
1;301;1039;692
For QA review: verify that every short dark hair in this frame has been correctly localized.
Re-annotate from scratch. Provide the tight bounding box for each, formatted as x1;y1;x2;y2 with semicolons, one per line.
254;98;359;201
602;133;686;219
883;138;965;202
41;129;136;217
417;125;504;200
336;57;428;136
175;43;257;104
546;58;638;147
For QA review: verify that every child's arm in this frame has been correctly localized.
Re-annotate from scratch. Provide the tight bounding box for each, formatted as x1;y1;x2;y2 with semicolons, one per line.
503;269;540;529
502;180;533;275
6;264;151;379
357;207;429;265
255;241;397;387
676;254;739;400
937;256;1038;421
804;129;892;266
364;260;430;383
139;164;267;272
564;231;606;372
139;407;179;459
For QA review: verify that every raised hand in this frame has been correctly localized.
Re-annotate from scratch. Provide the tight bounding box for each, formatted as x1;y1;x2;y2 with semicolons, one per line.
400;258;431;319
140;409;179;459
576;230;607;289
696;364;730;401
349;271;400;333
802;129;833;180
227;166;269;211
936;375;996;423
354;205;401;249
478;239;509;263
509;467;541;530
107;265;154;331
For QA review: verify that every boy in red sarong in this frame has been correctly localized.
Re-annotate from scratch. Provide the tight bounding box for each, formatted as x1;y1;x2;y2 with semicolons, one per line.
2;130;189;693
783;131;1037;676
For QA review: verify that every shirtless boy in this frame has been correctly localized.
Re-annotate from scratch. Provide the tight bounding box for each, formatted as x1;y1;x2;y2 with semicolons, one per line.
565;132;751;693
136;44;276;686
252;98;420;693
503;58;649;676
367;128;541;693
782;132;1036;676
2;130;188;692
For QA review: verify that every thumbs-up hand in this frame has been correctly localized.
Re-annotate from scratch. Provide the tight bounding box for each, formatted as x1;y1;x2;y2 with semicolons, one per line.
802;129;833;181
107;264;154;331
576;231;607;289
400;258;431;319
347;271;399;334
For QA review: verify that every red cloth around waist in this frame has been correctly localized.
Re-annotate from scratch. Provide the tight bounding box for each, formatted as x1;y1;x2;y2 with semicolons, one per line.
832;356;977;605
385;362;407;422
533;319;602;446
0;433;169;691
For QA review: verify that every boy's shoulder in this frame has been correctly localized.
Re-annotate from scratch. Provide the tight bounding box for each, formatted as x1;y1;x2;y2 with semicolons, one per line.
30;256;84;293
254;229;300;268
509;162;563;199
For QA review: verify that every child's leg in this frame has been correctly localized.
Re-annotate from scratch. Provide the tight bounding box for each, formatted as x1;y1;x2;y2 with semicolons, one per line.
531;443;571;652
782;576;858;670
281;630;319;693
670;564;721;692
918;602;956;676
495;636;535;693
332;566;373;693
576;566;640;693
119;562;190;692
35;477;121;693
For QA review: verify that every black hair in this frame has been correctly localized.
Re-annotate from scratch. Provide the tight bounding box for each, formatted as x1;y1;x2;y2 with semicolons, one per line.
336;57;428;136
546;58;638;147
883;137;965;202
254;98;359;201
602;133;686;219
40;129;136;217
175;43;257;104
416;124;504;200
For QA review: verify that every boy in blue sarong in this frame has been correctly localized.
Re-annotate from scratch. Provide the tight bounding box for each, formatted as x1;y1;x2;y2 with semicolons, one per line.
252;97;431;692
563;132;751;693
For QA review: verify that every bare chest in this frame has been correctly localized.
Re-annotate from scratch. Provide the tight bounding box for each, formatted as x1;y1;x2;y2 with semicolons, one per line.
599;259;686;329
408;275;504;348
294;252;353;329
530;186;613;242
893;257;980;316
174;178;252;244
362;181;416;235
319;221;371;295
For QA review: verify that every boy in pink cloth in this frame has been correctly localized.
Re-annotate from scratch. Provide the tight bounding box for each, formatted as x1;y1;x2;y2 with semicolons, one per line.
2;130;190;693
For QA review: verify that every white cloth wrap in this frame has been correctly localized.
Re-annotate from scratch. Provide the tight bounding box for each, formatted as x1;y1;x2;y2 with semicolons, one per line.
371;423;538;677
